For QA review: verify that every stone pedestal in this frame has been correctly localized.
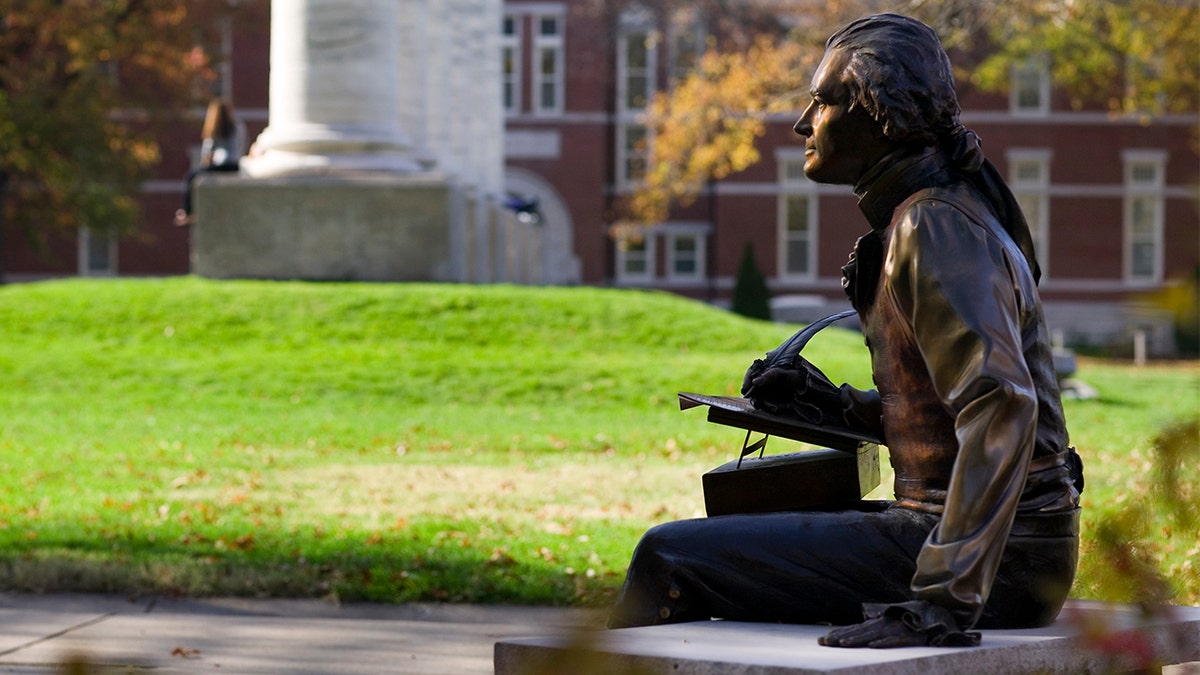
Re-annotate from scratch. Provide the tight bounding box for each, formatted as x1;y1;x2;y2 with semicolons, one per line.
192;0;525;284
495;601;1200;675
193;173;463;281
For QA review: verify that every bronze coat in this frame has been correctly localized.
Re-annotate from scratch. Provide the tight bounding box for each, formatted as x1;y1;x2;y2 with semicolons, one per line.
850;148;1080;628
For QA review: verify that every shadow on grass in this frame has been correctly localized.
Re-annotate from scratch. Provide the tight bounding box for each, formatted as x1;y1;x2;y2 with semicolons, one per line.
1084;396;1143;409
0;530;621;608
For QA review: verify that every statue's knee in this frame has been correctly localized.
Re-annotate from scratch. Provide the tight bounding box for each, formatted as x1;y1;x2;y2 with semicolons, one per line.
636;519;701;554
628;524;670;563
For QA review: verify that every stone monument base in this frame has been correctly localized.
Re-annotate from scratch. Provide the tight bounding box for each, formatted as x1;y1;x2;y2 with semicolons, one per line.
192;172;463;282
495;600;1200;675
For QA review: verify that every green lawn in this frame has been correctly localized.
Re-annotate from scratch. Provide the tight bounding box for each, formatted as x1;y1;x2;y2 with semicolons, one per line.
0;278;1196;607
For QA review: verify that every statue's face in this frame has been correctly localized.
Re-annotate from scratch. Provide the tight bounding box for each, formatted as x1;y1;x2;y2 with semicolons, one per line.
793;48;890;186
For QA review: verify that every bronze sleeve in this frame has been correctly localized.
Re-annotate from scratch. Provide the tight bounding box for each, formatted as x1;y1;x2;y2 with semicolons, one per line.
884;200;1038;629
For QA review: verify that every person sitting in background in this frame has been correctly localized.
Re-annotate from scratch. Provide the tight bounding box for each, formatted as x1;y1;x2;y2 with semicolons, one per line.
175;98;241;226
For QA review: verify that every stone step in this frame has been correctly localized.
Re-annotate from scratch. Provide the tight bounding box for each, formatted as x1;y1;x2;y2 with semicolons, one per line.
495;600;1200;674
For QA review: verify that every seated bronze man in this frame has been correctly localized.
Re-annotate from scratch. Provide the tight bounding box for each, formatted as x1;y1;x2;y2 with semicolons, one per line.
609;13;1083;648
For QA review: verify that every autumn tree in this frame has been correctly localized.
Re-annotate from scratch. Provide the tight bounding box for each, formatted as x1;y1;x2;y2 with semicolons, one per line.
608;0;902;230
617;34;813;229
0;0;216;275
616;0;1199;228
972;0;1200;116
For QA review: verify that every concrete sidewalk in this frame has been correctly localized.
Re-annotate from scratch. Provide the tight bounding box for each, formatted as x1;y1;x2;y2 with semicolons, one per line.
0;592;605;674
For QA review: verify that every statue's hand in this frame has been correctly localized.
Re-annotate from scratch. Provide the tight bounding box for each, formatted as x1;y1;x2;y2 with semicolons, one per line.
748;366;808;398
819;616;926;648
742;365;809;417
743;358;846;423
820;601;981;649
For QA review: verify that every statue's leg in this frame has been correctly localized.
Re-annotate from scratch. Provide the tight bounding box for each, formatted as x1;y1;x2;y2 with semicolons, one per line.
978;507;1080;628
608;505;938;628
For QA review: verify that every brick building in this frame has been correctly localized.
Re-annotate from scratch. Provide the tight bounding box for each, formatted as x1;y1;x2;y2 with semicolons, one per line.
7;1;1197;352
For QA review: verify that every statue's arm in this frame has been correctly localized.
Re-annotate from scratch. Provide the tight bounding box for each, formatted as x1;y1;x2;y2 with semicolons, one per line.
888;201;1038;630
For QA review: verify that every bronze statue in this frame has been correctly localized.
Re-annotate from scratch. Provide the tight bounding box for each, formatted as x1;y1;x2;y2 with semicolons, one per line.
608;14;1083;648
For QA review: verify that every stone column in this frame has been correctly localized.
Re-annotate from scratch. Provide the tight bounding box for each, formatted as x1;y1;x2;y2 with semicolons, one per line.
241;0;421;177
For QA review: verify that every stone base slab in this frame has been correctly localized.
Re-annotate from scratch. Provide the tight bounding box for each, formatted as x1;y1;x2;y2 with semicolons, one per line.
495;600;1200;674
192;172;461;281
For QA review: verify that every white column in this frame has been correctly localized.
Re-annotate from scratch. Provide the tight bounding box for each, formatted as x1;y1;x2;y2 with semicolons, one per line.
416;0;503;192
242;0;421;177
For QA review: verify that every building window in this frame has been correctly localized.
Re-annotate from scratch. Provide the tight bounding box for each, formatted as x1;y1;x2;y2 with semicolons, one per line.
502;13;521;114
78;227;116;276
1123;151;1166;283
1011;54;1050;115
782;195;812;276
1007;149;1052;277
668;7;705;86
670;235;698;277
619;123;648;183
665;227;707;281
532;13;564;114
616;233;655;283
616;7;657;187
777;153;817;279
618;11;656;112
502;6;565;115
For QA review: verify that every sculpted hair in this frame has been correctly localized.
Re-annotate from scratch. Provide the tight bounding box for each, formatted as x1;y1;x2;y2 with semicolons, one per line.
826;14;960;146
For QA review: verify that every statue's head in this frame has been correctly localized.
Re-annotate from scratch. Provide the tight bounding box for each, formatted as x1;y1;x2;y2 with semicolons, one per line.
825;13;960;145
799;14;1042;282
793;13;962;185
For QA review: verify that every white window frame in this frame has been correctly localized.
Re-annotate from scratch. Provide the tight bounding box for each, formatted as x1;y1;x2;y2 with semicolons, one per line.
1007;148;1052;279
501;12;522;115
617;121;649;186
615;7;657;188
78;227;117;277
776;150;818;281
667;7;705;87
617;7;657;114
615;230;656;284
1011;54;1050;116
1122;150;1167;284
531;10;565;116
663;222;709;282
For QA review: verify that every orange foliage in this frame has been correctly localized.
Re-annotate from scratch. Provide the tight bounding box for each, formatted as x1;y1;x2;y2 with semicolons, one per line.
616;34;816;230
0;0;232;243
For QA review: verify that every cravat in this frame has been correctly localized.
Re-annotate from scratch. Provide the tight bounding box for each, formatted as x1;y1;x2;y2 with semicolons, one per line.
842;230;884;312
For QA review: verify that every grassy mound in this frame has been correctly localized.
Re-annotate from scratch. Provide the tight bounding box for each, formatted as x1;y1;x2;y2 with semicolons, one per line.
0;278;1195;606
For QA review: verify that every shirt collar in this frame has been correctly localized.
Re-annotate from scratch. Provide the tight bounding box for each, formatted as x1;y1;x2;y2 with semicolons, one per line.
854;146;949;231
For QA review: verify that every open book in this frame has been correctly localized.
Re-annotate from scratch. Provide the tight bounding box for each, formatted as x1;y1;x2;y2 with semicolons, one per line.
679;391;881;456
